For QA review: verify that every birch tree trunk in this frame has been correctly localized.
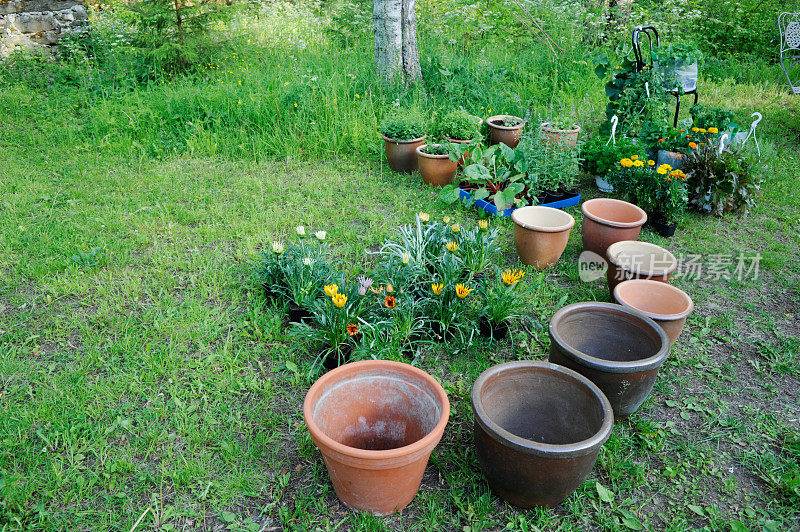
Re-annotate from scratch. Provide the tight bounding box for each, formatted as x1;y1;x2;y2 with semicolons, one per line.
373;0;422;84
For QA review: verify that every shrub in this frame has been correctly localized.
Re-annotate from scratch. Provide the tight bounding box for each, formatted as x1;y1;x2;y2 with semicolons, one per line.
682;145;763;216
437;110;481;141
379;110;427;141
690;104;735;131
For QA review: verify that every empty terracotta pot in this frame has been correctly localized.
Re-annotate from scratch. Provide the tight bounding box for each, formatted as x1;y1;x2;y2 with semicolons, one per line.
581;198;647;257
383;134;426;173
472;361;613;508
549;302;670;419
303;360;449;515
606;240;678;296
614;279;694;344
512;206;575;269
486;115;525;148
416;145;458;187
540;123;581;149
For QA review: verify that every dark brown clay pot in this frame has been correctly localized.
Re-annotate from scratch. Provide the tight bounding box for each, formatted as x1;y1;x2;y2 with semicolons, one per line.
486;115;525;148
605;241;678;296
580;198;647;257
548;302;670;419
512;206;575;270
471;361;613;508
613;279;694;345
303;360;449;515
540;123;581;149
416;145;458;187
383;134;426;173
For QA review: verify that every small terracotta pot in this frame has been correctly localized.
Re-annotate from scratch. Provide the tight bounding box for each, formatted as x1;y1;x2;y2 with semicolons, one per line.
486;115;525;148
613;279;694;344
472;361;613;508
605;240;678;296
549;302;670;419
511;206;575;269
303;360;449;515
383;134;426;173
416;145;458;187
540;123;581;149
581;198;647;257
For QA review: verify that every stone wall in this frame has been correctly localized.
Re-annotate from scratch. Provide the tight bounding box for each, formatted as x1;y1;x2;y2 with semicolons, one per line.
0;0;88;57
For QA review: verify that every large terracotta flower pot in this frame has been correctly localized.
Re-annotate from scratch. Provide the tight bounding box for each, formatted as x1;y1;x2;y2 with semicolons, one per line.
303;360;449;515
486;115;524;148
416;145;458;187
605;240;678;296
540;122;581;149
548;302;670;419
613;279;694;345
581;198;647;257
511;206;575;269
471;361;613;508
383;134;426;173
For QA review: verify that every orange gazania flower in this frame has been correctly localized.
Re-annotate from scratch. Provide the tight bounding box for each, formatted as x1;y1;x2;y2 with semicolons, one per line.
384;295;397;308
455;284;472;298
346;323;359;336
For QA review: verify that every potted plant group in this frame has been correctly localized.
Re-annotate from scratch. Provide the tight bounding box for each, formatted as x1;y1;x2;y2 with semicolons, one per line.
380;110;427;173
486;114;525;148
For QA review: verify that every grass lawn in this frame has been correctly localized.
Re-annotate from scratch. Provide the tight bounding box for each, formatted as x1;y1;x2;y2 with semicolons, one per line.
1;20;800;532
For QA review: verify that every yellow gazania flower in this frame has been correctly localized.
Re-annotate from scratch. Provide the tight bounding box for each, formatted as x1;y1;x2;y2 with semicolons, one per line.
446;241;459;253
633;159;644;167
418;212;430;222
620;158;634;168
501;268;526;286
332;293;347;308
324;284;339;297
455;284;472;298
688;142;698;149
385;283;394;294
431;283;443;295
708;127;719;134
648;160;656;166
631;155;639;160
442;216;451;224
478;219;488;230
451;223;461;233
691;127;700;133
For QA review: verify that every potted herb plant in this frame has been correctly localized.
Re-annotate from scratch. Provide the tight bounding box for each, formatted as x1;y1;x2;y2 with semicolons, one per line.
654;42;703;93
380;110;427;173
486;114;525;148
540;116;581;149
415;143;459;187
581;136;645;192
516;128;581;205
438;109;483;166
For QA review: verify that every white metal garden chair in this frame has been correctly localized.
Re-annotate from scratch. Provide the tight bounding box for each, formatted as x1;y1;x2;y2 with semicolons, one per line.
779;12;800;94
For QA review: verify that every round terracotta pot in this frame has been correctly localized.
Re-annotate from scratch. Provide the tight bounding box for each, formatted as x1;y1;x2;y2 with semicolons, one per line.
486;115;524;148
303;360;450;515
613;279;694;345
548;302;670;419
383;134;426;173
472;360;613;508
416;145;458;187
540;123;581;149
511;206;575;270
580;198;647;257
605;240;678;296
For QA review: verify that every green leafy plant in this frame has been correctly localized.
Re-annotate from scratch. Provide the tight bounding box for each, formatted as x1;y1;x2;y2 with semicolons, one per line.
480;267;529;325
542;116;577;130
447;143;527;211
654;42;704;66
437;110;482;141
690;105;735;130
421;144;450;156
380;110;427;141
682;144;763;216
516;127;581;196
606;156;689;224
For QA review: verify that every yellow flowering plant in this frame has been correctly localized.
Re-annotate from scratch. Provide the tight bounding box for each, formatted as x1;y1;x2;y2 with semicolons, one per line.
479;267;537;331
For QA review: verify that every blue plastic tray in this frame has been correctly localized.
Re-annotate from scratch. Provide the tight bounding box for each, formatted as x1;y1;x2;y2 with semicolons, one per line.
457;189;581;217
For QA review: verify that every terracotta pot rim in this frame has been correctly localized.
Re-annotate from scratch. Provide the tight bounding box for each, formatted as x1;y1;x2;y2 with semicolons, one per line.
471;360;613;458
606;241;678;276
581;198;647;228
486;114;525;131
512;205;575;233
416;144;453;159
549;302;670;373
303;360;450;462
540;122;581;133
444;135;479;143
381;134;427;144
613;279;695;321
